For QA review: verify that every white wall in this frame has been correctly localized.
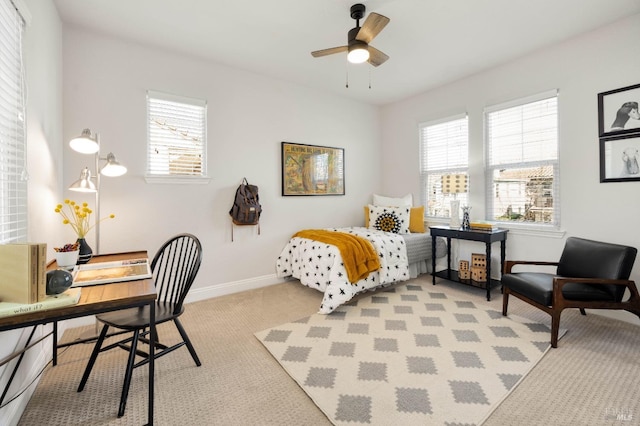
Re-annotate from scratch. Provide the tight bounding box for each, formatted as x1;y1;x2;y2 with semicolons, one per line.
380;13;640;323
62;27;382;298
0;1;63;424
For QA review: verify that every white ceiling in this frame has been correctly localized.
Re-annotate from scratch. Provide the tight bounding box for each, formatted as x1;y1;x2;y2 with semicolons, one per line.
53;0;640;106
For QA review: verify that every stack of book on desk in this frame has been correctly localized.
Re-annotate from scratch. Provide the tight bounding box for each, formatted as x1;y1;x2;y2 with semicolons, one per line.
468;221;496;231
0;243;83;318
0;243;47;304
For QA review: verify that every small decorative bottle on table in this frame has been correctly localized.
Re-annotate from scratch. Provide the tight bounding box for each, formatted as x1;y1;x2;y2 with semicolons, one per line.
461;206;471;230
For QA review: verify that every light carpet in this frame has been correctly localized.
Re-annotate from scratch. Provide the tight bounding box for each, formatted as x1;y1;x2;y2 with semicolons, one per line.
256;282;560;426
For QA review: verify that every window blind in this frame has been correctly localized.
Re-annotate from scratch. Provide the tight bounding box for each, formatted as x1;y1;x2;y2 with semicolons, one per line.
147;91;207;177
0;0;27;243
419;114;469;217
485;91;559;225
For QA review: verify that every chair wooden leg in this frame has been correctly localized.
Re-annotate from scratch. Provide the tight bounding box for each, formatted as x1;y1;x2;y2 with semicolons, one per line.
118;329;140;418
627;308;640;319
77;324;110;392
579;308;587;316
502;289;510;316
550;310;562;348
174;318;201;366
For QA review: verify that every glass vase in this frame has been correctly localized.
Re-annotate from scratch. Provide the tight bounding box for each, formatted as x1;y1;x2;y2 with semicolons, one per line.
76;238;93;264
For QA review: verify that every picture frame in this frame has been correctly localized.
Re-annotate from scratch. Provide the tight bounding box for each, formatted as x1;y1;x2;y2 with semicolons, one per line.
599;134;640;183
597;83;640;138
281;142;345;196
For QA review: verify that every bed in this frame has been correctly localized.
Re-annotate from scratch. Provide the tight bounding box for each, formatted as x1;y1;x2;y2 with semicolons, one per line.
276;226;447;314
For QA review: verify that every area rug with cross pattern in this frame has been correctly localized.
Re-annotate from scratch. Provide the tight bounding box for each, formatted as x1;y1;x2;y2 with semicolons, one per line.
255;281;560;425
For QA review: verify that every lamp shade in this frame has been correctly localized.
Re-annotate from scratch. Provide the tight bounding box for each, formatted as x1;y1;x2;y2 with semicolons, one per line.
347;42;369;64
69;167;97;192
442;174;468;194
100;152;127;177
69;128;99;154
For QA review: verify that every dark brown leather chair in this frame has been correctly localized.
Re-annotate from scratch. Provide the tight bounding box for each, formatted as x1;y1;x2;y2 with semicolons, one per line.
502;237;639;348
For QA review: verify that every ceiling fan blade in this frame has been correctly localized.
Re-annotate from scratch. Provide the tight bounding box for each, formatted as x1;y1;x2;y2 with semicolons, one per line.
356;12;390;44
367;46;389;67
311;46;348;58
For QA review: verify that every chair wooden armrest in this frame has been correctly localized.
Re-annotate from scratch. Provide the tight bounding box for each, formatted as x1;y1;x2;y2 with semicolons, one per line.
551;276;640;317
553;276;637;290
553;277;636;287
504;260;559;274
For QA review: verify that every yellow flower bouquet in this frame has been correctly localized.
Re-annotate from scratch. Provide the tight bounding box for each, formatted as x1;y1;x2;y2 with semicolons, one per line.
55;199;115;239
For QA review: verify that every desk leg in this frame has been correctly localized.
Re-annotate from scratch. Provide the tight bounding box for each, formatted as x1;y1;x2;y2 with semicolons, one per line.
485;242;492;301
52;321;58;366
431;235;436;285
500;240;506;276
500;239;506;293
146;301;155;426
446;237;452;281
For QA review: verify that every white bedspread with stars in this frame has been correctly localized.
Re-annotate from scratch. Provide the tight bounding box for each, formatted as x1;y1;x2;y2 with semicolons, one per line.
276;227;409;314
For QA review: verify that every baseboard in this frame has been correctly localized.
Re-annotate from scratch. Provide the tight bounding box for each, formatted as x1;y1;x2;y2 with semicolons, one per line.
184;274;288;304
60;274;288;329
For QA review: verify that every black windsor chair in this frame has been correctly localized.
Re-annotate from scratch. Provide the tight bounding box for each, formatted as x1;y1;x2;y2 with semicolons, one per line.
77;233;203;417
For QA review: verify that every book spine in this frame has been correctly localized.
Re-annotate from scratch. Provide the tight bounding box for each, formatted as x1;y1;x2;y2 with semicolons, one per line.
29;244;38;304
469;224;494;231
37;243;47;301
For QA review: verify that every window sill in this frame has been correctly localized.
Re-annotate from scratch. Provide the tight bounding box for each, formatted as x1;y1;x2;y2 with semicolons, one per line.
496;223;565;239
144;175;211;185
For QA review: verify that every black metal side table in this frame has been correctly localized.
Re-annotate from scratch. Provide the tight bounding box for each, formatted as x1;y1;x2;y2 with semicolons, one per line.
430;225;508;301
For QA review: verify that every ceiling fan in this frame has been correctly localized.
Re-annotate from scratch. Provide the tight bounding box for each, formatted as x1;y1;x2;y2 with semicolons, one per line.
311;3;390;67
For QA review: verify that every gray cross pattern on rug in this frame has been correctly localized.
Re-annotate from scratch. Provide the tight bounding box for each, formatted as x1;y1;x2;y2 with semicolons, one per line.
305;367;337;388
449;380;490;404
335;395;372;423
396;387;432;414
358;362;388;381
330;342;355;357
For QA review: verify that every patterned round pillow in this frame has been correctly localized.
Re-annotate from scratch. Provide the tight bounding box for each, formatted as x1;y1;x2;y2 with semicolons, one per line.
367;205;410;234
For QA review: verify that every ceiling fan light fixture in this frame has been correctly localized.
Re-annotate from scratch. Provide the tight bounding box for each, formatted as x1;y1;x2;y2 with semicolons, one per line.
348;42;369;64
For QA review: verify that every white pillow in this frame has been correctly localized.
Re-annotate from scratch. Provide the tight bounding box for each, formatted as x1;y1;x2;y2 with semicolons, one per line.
372;193;413;207
367;204;410;234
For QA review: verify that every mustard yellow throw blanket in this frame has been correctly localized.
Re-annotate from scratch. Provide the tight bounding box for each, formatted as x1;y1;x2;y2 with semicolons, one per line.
293;229;380;284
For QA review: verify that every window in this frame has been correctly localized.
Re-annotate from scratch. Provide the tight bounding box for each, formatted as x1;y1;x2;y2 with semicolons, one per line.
146;91;207;180
419;114;469;218
485;90;559;226
0;0;27;243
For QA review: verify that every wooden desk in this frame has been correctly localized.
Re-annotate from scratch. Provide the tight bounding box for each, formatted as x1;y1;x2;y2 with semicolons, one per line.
0;251;157;425
430;226;508;301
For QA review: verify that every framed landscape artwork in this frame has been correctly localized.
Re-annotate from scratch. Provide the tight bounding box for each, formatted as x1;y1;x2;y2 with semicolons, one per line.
597;83;640;138
281;142;345;196
600;134;640;183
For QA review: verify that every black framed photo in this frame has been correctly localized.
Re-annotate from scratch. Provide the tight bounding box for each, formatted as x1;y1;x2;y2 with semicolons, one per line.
597;83;640;138
281;142;345;196
600;134;640;183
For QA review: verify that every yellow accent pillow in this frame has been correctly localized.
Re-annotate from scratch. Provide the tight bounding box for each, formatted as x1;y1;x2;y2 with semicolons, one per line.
364;205;425;233
409;206;425;233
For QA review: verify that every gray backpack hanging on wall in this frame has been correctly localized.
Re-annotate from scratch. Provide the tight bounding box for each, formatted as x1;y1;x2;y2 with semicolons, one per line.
229;178;261;240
